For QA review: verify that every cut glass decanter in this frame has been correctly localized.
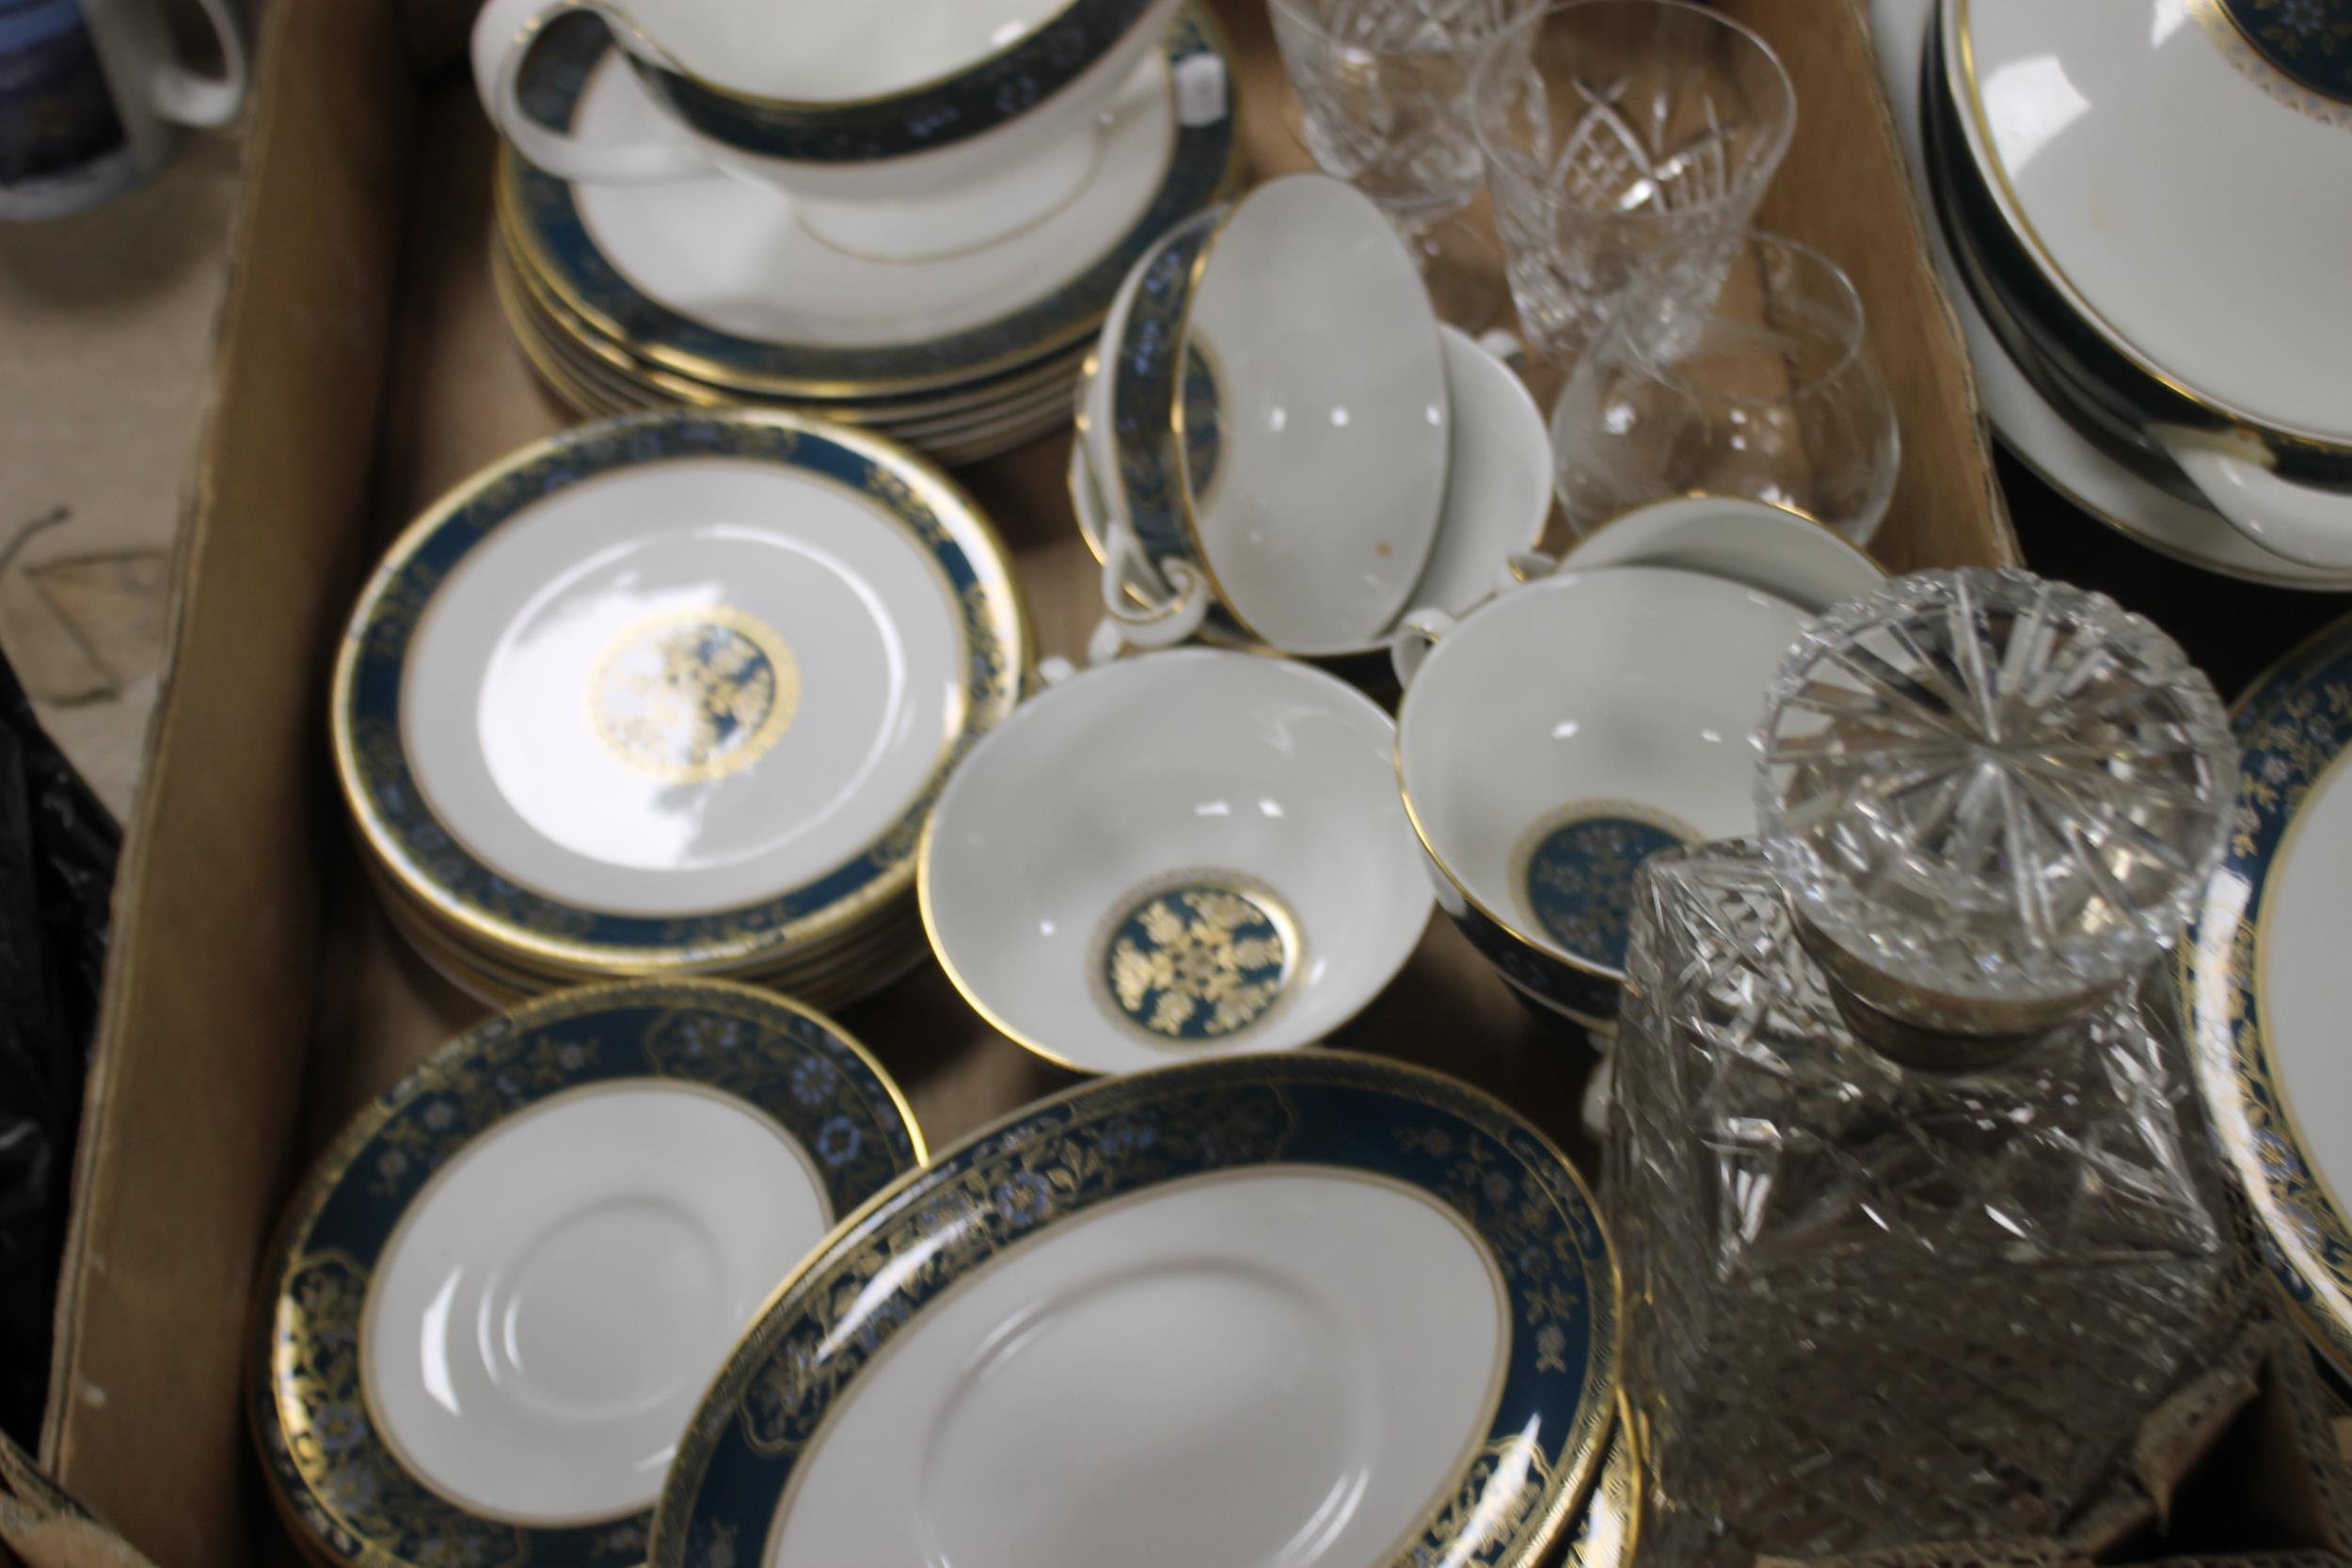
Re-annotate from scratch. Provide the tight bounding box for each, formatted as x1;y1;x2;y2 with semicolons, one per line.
1609;569;2252;1561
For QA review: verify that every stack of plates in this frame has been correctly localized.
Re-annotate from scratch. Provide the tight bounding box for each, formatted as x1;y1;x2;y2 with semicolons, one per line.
1904;0;2352;584
331;408;1028;1011
489;5;1240;467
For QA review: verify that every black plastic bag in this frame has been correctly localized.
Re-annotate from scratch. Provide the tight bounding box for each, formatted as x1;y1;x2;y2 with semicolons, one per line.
0;648;119;1449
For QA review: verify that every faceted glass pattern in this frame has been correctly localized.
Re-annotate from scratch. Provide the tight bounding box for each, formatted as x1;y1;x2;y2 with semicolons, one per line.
1757;569;2234;1015
1610;842;2249;1561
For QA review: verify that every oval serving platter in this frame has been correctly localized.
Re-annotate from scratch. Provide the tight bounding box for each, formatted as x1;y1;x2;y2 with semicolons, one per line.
2185;608;2352;1381
653;1051;1618;1568
250;980;925;1568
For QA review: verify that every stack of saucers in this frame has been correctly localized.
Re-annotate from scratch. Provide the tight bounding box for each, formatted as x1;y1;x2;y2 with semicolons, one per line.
483;0;1239;467
331;408;1028;1011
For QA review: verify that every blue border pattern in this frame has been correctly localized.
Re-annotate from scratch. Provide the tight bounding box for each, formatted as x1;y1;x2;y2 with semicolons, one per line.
503;7;1236;395
336;411;1021;969
2184;611;2352;1379
651;1053;1618;1568
631;0;1161;164
1110;212;1219;566
251;983;923;1568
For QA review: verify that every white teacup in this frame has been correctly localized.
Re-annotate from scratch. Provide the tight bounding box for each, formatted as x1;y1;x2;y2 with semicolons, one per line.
920;649;1431;1074
1392;565;1807;1029
471;0;1190;261
1520;495;1887;614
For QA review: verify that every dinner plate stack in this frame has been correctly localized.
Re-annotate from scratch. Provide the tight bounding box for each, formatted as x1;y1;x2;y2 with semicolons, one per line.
331;408;1029;1012
487;5;1240;467
1909;0;2352;585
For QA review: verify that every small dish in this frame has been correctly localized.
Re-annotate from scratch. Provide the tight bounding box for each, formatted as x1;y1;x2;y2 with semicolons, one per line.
1394;566;1807;1028
919;648;1430;1074
1110;173;1450;655
252;980;923;1568
652;1051;1618;1568
1079;325;1550;668
1548;494;1887;613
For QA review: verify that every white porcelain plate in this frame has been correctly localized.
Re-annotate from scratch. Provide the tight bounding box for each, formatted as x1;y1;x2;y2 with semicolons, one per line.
334;410;1025;974
253;982;924;1566
1953;0;2352;449
1178;174;1449;652
920;649;1431;1074
653;1053;1619;1568
1870;0;2351;588
2185;611;2352;1381
500;6;1237;397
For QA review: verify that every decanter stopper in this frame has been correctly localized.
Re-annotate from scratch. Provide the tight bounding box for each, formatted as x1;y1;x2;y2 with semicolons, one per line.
1754;568;2233;1067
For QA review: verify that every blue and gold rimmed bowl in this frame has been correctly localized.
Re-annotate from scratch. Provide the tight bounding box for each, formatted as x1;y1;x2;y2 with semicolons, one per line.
475;0;1190;263
919;648;1431;1076
249;979;924;1568
651;1050;1619;1568
1392;566;1809;1031
491;3;1240;407
330;408;1027;1004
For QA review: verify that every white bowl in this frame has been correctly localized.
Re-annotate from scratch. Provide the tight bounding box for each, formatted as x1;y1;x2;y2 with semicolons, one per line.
1395;566;1807;1027
920;649;1431;1072
1555;495;1886;613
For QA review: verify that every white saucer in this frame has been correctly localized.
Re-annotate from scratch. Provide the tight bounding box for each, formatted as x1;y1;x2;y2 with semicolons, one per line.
252;982;924;1561
1870;0;2350;590
919;649;1432;1073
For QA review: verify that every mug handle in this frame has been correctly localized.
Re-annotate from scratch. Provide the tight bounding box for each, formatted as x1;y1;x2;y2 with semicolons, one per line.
1390;608;1458;690
472;0;713;183
148;0;249;128
1089;516;1211;664
2163;431;2352;571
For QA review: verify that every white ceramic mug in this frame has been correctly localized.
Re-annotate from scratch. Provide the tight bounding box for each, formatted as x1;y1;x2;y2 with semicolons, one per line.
0;0;246;221
470;0;1190;261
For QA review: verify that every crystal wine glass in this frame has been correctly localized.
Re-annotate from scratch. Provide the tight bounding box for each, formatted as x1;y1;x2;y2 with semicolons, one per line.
1268;0;1545;328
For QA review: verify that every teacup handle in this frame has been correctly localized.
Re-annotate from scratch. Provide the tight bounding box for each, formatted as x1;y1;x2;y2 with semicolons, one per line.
1494;550;1558;594
2162;430;2352;571
1390;608;1458;690
472;0;713;184
1089;516;1211;664
148;0;249;128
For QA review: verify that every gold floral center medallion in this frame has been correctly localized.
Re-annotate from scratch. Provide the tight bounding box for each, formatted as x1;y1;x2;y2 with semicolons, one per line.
1091;873;1298;1044
587;607;800;784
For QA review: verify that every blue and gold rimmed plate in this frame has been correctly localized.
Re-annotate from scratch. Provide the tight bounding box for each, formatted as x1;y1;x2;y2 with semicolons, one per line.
249;980;925;1568
2185;610;2352;1380
496;5;1239;402
331;408;1026;980
652;1052;1618;1568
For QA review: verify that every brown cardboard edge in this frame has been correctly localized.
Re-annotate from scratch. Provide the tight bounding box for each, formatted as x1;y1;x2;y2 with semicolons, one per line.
35;0;417;1560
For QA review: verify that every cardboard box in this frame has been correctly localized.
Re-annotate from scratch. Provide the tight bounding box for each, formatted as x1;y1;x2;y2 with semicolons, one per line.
0;1;2027;1564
